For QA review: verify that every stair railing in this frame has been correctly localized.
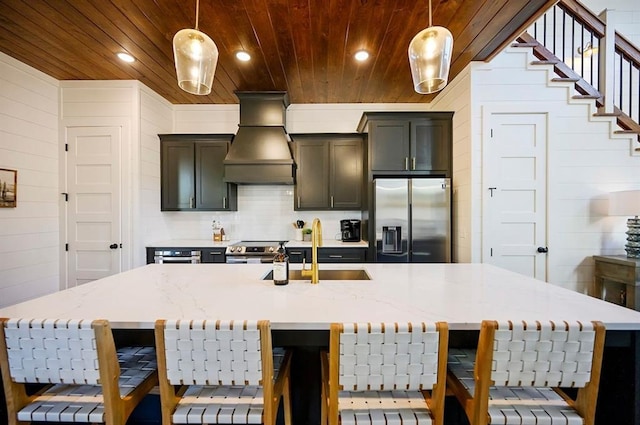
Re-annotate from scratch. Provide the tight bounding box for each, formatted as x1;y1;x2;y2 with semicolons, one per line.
614;33;640;127
530;0;603;94
527;0;640;137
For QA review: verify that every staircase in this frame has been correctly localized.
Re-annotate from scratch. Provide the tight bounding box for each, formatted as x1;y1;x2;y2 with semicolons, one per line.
512;0;640;152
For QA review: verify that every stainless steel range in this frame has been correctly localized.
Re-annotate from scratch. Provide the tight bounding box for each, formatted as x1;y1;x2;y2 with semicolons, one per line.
225;241;282;264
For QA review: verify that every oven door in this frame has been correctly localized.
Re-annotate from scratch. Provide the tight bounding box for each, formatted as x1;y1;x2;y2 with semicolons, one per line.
154;250;201;264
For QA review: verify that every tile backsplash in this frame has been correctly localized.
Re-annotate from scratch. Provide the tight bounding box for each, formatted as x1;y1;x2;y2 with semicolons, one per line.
161;185;362;242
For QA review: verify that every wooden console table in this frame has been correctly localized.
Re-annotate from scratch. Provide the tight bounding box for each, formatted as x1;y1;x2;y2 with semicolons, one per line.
593;255;640;311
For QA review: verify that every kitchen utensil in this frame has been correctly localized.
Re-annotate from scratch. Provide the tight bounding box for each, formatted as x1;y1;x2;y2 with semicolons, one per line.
296;220;305;228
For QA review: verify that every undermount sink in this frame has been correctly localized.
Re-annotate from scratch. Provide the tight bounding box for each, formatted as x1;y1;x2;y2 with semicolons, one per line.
262;269;371;281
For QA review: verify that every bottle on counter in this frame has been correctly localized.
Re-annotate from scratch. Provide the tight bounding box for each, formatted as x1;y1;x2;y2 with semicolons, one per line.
212;220;222;241
273;242;289;285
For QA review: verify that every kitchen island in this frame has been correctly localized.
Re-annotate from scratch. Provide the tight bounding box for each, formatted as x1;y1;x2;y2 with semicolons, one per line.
1;263;639;329
1;263;640;424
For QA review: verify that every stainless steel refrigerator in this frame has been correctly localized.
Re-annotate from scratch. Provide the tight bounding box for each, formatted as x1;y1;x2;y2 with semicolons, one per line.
374;178;451;263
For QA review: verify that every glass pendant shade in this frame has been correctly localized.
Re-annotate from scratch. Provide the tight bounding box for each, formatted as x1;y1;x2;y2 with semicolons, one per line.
173;28;218;95
408;25;454;94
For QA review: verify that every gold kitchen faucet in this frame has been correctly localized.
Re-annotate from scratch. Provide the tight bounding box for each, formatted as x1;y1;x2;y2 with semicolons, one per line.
301;218;322;283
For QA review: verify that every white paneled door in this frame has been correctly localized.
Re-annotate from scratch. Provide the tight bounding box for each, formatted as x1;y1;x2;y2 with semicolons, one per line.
65;126;122;287
483;112;548;281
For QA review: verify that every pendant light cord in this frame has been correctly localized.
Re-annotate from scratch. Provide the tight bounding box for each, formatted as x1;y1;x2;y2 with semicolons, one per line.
429;0;433;27
195;0;200;30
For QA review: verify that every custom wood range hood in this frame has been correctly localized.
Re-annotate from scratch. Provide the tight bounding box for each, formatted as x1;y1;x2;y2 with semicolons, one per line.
223;91;295;185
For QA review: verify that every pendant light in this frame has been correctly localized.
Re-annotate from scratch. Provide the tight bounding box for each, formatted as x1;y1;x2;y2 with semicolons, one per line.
408;0;454;94
173;0;218;95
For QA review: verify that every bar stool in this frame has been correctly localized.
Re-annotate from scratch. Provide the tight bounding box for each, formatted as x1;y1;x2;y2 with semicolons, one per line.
447;320;605;425
0;318;158;425
321;322;449;425
154;319;292;425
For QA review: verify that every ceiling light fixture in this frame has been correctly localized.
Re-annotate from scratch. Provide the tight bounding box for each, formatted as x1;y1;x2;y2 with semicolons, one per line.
116;52;135;63
407;0;454;94
354;50;369;62
236;51;251;62
172;0;218;95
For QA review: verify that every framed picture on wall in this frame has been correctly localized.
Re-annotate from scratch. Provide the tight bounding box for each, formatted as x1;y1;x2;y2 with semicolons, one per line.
0;168;17;208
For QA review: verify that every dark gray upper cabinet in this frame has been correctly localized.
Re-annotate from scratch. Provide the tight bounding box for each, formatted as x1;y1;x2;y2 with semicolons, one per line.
368;120;411;172
358;112;453;176
292;134;363;210
160;134;237;211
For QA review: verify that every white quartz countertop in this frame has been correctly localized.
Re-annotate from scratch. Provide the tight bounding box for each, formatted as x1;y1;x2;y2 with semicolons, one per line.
148;240;238;248
147;239;368;248
285;240;368;248
2;263;640;331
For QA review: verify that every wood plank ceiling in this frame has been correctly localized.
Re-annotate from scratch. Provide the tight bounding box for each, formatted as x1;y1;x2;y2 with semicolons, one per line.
0;0;556;104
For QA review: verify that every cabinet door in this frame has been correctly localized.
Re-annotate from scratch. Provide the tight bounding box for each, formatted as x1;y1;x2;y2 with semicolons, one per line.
330;139;362;209
412;119;451;172
196;142;230;210
287;248;310;263
201;248;226;263
370;120;410;172
295;140;330;209
161;141;195;210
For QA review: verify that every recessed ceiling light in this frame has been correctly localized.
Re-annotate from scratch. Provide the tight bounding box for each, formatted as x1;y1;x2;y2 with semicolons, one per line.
236;51;251;62
117;52;135;63
354;50;369;61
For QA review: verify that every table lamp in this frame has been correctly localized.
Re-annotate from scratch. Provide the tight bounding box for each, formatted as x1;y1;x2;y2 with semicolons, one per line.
609;190;640;258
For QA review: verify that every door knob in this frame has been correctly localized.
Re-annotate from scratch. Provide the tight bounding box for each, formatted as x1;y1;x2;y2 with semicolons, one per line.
537;246;548;253
109;243;118;249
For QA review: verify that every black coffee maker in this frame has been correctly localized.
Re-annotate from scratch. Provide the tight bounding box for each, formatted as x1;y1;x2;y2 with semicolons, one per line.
340;219;361;242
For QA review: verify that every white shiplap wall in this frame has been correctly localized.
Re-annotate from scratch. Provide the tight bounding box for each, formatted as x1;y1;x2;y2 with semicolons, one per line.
471;46;639;292
0;52;60;307
136;84;173;266
427;68;475;263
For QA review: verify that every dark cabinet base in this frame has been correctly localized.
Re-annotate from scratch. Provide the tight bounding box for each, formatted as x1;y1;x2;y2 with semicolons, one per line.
145;247;226;264
286;247;367;263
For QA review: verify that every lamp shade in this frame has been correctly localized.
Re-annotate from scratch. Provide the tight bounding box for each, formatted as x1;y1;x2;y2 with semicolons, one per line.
173;28;218;95
609;190;640;216
408;26;454;94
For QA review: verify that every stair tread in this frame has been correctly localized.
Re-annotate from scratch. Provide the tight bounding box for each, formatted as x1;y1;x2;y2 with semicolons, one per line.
531;60;558;65
573;94;601;99
552;77;580;82
614;130;640;134
512;42;539;47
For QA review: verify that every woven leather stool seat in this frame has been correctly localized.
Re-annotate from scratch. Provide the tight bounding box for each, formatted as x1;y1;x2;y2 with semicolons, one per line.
321;322;449;425
337;389;436;425
155;319;292;425
0;318;158;425
447;320;605;425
